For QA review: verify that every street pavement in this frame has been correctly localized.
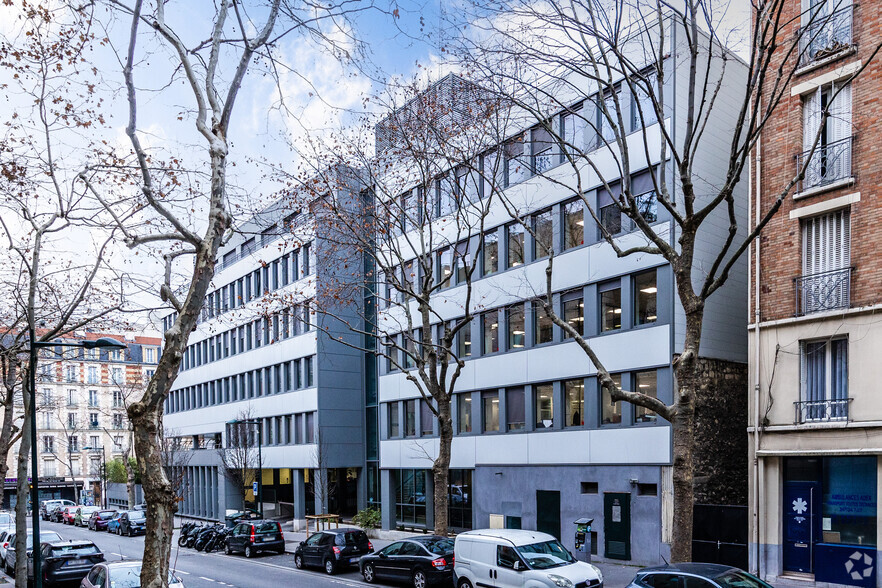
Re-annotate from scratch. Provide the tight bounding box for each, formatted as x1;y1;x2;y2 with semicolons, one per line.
0;519;643;588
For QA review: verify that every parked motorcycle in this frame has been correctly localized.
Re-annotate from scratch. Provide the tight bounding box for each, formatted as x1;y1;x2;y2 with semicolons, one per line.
194;524;222;552
178;522;202;548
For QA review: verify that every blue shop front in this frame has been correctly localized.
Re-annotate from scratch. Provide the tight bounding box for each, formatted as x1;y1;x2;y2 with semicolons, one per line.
784;457;877;587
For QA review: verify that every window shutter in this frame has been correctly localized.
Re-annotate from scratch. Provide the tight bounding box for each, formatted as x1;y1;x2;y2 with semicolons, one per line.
803;88;821;152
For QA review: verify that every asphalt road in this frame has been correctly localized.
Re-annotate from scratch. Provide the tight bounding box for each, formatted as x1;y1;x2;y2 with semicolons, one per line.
26;520;387;588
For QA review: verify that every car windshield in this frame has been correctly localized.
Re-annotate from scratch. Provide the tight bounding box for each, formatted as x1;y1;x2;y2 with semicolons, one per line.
109;564;180;587
256;522;279;534
50;544;100;557
516;540;575;570
420;538;454;555
99;512;115;519
129;512;146;521
714;570;775;588
26;532;62;549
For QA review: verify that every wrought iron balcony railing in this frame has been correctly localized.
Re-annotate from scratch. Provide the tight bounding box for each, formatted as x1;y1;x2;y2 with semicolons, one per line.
798;6;853;68
795;397;851;423
798;136;852;192
794;266;852;316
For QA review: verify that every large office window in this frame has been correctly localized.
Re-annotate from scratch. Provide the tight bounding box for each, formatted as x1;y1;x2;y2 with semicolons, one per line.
448;469;473;531
458;320;472;358
601;374;623;425
394;469;427;526
600;282;622;331
420;400;434;437
482;391;499;432
458;394;472;434
563;200;584;250
483;310;499;355
534;384;554;429
532;126;554;174
438;248;453;289
533;209;554;259
634;370;659;423
388;403;400;438
506;387;525;431
533;302;553;345
598;185;623;237
565;379;585;427
508;305;525;349
455;241;471;284
507;223;525;268
562;291;584;338
483;231;499;276
635;270;658;325
404;399;417;437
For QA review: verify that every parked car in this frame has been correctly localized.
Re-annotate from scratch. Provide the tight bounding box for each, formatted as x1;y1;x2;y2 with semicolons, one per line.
81;560;185;588
41;499;75;521
0;512;14;536
360;535;454;587
87;510;117;532
224;520;285;558
626;563;773;588
31;540;104;587
453;529;603;588
4;530;63;576
118;510;147;536
133;503;147;511
294;527;373;575
0;531;12;562
106;511;125;535
61;505;80;525
74;506;102;527
223;509;261;528
48;505;67;523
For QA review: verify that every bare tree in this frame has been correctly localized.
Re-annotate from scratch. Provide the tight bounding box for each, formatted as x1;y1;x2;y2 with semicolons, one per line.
161;429;192;507
218;410;258;512
455;0;882;560
0;345;24;510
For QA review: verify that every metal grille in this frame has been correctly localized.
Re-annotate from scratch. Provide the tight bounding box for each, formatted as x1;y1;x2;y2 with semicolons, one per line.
794;267;852;315
798;6;853;68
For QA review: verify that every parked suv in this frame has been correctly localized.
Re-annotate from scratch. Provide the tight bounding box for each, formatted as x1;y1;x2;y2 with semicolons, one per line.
34;540;104;586
225;520;284;558
453;529;603;588
118;510;147;536
294;527;373;575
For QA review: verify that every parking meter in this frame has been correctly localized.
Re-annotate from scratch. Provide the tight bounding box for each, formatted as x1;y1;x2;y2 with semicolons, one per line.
574;518;594;562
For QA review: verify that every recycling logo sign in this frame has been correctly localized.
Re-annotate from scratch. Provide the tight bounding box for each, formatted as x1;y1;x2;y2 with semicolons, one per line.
792;497;808;514
845;551;874;582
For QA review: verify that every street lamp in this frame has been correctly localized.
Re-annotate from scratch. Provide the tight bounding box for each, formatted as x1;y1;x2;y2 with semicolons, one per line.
226;418;263;518
83;446;106;509
28;335;126;588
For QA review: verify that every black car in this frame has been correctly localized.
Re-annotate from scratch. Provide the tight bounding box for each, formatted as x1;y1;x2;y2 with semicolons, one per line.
627;563;774;588
224;520;284;558
32;540;104;587
359;536;454;587
294;527;373;575
118;510;147;536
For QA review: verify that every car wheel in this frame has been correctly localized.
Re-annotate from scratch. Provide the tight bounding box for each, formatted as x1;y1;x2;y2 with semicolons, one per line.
362;563;376;583
324;558;336;575
412;568;428;588
244;546;253;559
457;579;474;588
127;527;132;537
294;554;303;569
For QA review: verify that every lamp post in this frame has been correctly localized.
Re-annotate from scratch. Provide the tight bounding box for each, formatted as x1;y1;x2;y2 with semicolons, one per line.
83;446;106;509
226;419;263;518
28;336;126;588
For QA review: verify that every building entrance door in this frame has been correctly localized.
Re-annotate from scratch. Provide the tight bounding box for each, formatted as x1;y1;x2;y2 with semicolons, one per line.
536;490;561;540
783;481;819;574
604;492;631;560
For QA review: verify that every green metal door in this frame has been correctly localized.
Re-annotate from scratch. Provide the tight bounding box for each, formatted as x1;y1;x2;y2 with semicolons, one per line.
536;490;561;540
604;492;631;560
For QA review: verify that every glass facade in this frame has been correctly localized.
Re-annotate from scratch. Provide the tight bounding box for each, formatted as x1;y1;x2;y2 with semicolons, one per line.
394;469;426;526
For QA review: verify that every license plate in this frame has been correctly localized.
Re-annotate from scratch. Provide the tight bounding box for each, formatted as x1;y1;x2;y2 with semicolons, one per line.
350;557;359;564
262;536;273;542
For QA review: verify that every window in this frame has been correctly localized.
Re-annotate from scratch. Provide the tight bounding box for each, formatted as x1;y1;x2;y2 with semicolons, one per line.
67;413;77;429
635;271;658;325
438;248;453;288
438;174;457;217
482;391;499;432
304;356;314;387
800;210;850;314
42;436;54;453
394;469;426;526
388;403;399;438
404;399;416;437
534;384;554;428
507;305;525;349
458;394;472;434
562;292;584;338
506;387;525;431
498;545;521;569
43;459;56;477
799;0;854;67
631;72;658;130
482;311;499;355
65;365;77;382
458;320;472;358
600;282;622;331
561;105;589;157
89;413;99;429
41;389;52;406
802;82;852;190
533;209;553;259
634;370;659;423
483;231;499;276
87;366;98;384
507;223;525;268
601;374;623;425
113;413;124;429
420;400;434;437
565;379;585;427
532;126;554;174
69;435;79;452
635;190;658;223
533;302;553;345
800;338;848;421
563;200;584;249
598;187;622;236
145;347;155;363
598;88;621;143
241;237;255;256
89;389;99;407
455;241;471;284
504;136;527;186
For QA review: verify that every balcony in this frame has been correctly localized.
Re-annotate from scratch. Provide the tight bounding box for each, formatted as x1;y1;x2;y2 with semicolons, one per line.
795;398;851;423
797;136;852;193
798;6;853;69
794;266;852;316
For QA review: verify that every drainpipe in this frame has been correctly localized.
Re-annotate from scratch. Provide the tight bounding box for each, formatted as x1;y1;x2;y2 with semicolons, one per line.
751;96;763;578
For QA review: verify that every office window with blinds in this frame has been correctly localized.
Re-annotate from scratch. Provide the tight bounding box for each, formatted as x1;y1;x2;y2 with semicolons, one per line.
799;210;851;314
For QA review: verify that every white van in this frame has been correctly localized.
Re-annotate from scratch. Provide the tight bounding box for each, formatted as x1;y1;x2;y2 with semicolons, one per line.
454;529;603;588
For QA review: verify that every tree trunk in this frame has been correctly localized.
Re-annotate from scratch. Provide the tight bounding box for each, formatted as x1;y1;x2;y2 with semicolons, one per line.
14;382;32;587
125;458;137;510
432;397;453;536
670;386;695;562
0;387;17;510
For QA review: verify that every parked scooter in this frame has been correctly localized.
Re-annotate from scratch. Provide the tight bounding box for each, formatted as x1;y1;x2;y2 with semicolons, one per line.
194;524;223;552
180;522;203;548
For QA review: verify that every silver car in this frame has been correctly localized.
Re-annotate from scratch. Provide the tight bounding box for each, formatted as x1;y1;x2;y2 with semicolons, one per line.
80;560;184;588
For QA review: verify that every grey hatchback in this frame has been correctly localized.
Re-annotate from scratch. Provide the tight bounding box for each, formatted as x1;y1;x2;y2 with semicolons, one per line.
628;563;774;588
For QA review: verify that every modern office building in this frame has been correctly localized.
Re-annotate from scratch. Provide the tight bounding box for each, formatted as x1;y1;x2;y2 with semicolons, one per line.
4;331;160;507
749;1;882;586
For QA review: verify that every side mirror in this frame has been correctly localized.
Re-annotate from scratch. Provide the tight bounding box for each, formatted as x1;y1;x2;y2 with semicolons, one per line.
378;553;387;559
299;541;306;547
513;561;521;571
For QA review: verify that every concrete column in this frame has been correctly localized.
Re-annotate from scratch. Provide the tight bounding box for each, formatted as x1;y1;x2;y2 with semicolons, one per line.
380;469;396;530
424;469;435;531
621;273;634;330
314;468;329;515
524;384;536;432
211;467;219;519
293;469;307;519
585;378;600;429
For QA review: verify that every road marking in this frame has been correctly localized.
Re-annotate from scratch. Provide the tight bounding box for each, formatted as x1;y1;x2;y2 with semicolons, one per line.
199;577;215;582
175;570;190;575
